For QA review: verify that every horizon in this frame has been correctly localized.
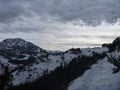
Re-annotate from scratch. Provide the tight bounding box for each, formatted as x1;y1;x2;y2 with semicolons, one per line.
0;34;118;51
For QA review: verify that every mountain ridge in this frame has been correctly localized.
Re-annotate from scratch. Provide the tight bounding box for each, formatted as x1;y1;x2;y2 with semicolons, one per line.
0;37;120;90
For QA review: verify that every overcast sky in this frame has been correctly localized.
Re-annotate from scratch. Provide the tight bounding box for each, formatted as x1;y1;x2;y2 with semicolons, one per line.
0;0;120;50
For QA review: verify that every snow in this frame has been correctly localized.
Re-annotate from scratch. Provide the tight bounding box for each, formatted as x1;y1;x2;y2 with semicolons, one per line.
48;55;62;61
0;38;28;50
17;54;30;61
81;47;109;57
11;54;30;61
11;54;63;86
11;63;60;86
10;52;80;86
11;63;47;86
64;53;78;64
68;57;120;90
0;38;117;88
0;56;16;75
108;51;120;58
9;47;109;86
0;42;110;87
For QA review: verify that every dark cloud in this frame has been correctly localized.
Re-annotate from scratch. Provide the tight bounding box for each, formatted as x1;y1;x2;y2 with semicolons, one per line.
0;1;22;22
28;0;120;24
0;0;33;23
0;0;120;24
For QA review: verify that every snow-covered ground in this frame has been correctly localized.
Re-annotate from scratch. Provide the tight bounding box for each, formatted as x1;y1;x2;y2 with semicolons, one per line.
11;58;62;86
11;47;109;86
0;56;16;75
0;38;118;89
0;46;109;86
81;47;109;57
68;56;120;90
10;52;78;86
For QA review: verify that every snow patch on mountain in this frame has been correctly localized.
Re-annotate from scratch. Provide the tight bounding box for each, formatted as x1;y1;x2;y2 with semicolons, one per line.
68;56;120;90
81;47;109;56
64;53;78;64
10;52;78;86
0;38;118;89
0;56;16;75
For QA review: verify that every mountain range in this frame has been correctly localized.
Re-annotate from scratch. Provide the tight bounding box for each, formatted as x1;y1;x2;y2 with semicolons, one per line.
0;37;120;90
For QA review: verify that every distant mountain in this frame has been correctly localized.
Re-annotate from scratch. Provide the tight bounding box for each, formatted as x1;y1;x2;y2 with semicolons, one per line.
0;38;48;63
0;38;80;88
0;38;47;55
0;37;120;90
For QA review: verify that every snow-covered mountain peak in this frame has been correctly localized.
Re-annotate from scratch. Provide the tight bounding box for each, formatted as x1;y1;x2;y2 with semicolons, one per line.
0;38;38;49
0;38;46;53
0;38;48;64
2;38;26;43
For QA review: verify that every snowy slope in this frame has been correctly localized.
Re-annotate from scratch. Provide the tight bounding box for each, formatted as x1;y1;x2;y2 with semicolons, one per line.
8;47;108;86
0;38;83;86
68;56;120;90
81;47;109;57
0;56;16;75
0;37;119;89
11;55;63;86
10;51;80;86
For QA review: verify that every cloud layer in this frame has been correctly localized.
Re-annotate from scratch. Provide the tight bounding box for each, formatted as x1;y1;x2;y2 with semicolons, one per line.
1;0;120;23
0;0;120;50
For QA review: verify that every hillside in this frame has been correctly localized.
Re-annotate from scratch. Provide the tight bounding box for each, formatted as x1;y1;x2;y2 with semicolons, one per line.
0;37;120;90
